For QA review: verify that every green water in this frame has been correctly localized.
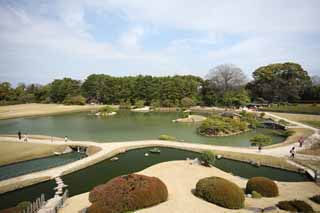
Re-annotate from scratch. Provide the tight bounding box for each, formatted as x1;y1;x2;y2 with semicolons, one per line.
0;147;309;210
0;111;285;147
0;152;86;181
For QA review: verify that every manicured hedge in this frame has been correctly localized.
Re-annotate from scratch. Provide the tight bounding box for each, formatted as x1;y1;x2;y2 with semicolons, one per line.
88;174;168;213
195;176;245;209
246;177;278;197
277;200;314;212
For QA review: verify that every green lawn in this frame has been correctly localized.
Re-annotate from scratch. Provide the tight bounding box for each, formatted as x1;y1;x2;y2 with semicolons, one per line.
261;104;320;115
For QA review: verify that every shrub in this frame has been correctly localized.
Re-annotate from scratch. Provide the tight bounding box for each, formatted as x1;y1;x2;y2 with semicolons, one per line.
134;100;145;108
158;134;176;141
99;106;116;113
251;191;262;199
199;151;215;166
195;176;245;209
310;194;320;204
119;99;132;109
88;174;168;213
277;200;314;212
161;99;175;107
198;115;248;136
250;134;272;146
151;100;161;109
16;201;31;211
181;97;195;108
246;177;278;197
259;112;265;118
63;95;86;105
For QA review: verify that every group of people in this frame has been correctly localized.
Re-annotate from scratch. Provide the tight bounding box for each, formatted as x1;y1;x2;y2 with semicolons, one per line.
18;131;28;142
289;136;305;159
17;131;69;143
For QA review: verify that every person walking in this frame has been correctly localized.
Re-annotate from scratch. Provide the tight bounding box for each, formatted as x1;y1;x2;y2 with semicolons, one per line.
64;136;68;143
289;147;296;159
18;131;22;140
298;136;304;147
258;144;262;152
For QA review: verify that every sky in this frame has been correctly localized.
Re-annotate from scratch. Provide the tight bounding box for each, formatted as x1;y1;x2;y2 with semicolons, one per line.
0;0;320;85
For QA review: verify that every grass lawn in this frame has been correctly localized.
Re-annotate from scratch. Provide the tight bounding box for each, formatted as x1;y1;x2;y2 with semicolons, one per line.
0;103;105;120
208;150;298;171
269;112;320;129
261;104;320;115
0;141;67;166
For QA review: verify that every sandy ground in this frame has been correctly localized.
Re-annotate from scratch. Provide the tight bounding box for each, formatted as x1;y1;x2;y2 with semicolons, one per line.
0;103;104;120
0;141;67;166
60;160;320;213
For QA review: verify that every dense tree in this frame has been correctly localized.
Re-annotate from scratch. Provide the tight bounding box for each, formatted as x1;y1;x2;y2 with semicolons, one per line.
247;63;311;102
50;78;81;103
222;89;250;107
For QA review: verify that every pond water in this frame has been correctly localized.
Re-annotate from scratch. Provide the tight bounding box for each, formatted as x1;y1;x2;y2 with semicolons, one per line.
0;147;310;210
0;111;285;147
0;152;86;181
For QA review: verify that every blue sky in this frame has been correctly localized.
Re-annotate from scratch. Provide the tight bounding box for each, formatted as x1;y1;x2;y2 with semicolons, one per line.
0;0;320;85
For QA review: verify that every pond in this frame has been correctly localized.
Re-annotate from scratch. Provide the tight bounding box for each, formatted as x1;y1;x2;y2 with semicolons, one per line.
0;111;286;147
0;152;86;181
0;147;310;210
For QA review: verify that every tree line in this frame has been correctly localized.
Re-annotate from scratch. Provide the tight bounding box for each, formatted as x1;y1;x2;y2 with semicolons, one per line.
0;62;319;107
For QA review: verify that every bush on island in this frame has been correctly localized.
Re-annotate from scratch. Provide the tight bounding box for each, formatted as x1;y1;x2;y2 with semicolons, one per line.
99;106;116;113
158;134;176;141
88;174;168;213
134;99;145;108
198;115;248;136
63;95;86;105
119;99;132;109
195;176;245;209
250;134;272;146
277;200;314;212
199;150;215;166
246;177;278;197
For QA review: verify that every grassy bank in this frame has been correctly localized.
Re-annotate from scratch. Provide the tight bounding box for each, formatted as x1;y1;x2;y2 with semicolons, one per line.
261;104;320;115
0;141;67;166
0;103;105;120
268;112;320;129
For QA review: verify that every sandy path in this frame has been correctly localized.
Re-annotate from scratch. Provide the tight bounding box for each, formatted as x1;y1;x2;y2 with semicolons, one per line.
60;161;320;213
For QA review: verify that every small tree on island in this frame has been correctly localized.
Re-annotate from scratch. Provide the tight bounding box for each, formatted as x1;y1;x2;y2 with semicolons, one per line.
250;134;272;146
199;150;215;166
134;99;145;108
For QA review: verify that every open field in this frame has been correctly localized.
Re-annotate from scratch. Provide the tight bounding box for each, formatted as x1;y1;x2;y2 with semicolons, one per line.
0;141;67;166
0;104;104;120
268;112;320;129
261;104;320;115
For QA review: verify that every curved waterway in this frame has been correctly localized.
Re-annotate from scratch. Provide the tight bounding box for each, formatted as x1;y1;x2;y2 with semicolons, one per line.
0;152;86;181
0;111;285;147
0;147;310;210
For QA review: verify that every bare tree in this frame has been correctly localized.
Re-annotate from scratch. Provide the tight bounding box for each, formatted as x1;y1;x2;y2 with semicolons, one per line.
206;64;247;92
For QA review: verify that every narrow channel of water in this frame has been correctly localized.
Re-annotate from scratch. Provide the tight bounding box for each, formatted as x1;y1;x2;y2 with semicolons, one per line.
0;147;309;210
0;152;86;181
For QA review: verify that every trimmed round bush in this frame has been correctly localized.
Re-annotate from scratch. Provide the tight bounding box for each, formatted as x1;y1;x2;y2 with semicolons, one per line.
88;174;168;213
246;177;278;197
277;200;314;213
195;176;245;209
